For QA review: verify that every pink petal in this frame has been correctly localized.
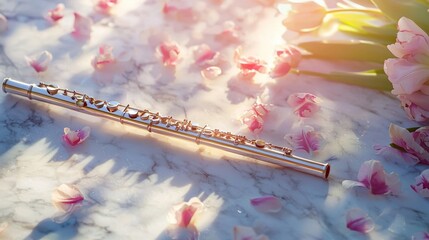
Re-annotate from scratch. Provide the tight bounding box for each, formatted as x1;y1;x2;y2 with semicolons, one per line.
214;21;240;44
201;66;222;80
72;13;92;39
63;126;90;146
384;58;429;95
193;44;220;66
287;93;320;118
157;41;180;67
373;144;419;165
162;3;197;23
413;126;429;152
0;14;7;33
250;196;282;213
275;45;301;68
285;125;321;154
167;197;203;228
92;44;116;69
346;208;374;233
52;184;84;212
269;60;291;79
233;226;269;240
240;101;270;133
234;47;267;73
411;231;429;240
389;124;429;164
25;51;53;73
356;160;400;195
47;3;65;22
95;0;118;14
410;169;429;198
399;92;429;122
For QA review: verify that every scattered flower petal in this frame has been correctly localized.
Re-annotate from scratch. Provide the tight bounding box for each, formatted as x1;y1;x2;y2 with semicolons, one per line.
412;231;429;240
0;14;7;33
201;66;222;80
250;196;282;213
92;44;115;70
157;41;180;67
282;1;327;32
373;144;419;165
240;99;270;133
214;21;240;44
193;44;220;66
25;50;53;73
162;3;197;23
346;208;374;233
71;13;92;39
167;197;203;240
287;93;320;117
285;125;321;154
411;169;429;198
63;126;90;146
389;124;429;164
275;45;301;68
233;226;269;240
51;184;84;223
47;3;65;22
234;47;267;74
95;0;118;14
342;160;400;195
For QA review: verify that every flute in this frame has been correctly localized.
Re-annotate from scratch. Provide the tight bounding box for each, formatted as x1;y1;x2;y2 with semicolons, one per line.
2;78;330;179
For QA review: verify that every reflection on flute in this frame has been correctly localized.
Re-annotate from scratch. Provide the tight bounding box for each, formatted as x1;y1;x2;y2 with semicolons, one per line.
2;78;330;179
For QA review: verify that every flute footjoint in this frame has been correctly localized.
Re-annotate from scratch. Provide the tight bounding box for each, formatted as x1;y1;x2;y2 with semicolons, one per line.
2;78;330;179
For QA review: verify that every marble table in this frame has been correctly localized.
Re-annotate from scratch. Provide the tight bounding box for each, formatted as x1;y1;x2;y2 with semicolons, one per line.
0;0;428;239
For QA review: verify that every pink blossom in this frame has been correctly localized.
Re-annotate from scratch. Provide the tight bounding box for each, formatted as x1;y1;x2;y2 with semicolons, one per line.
387;17;429;62
250;196;282;213
412;231;429;240
275;45;301;68
389;124;429;164
193;44;220;66
92;44;115;69
201;66;222;80
63;126;90;146
25;51;53;73
234;47;267;80
0;14;7;33
342;160;400;195
95;0;118;14
384;58;429;95
51;184;84;223
167;197;203;240
71;13;92;39
287;93;320;117
47;3;65;22
240;100;270;133
157;41;180;67
411;169;429;198
285;125;321;154
397;91;429;122
346;208;374;233
162;3;196;23
233;226;269;240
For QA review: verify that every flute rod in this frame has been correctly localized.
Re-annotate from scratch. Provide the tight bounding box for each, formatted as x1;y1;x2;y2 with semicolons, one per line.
2;78;330;179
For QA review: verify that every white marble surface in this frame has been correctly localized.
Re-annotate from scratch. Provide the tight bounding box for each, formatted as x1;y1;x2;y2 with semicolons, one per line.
0;0;428;239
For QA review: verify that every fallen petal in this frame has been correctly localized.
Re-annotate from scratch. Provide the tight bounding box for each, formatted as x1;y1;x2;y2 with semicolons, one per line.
193;44;219;66
201;66;222;80
25;51;53;73
72;13;92;39
63;126;90;146
410;169;429;198
52;184;84;212
250;196;282;213
287;93;320;118
92;44;116;69
47;3;65;22
157;41;180;67
167;197;204;228
285;125;321;154
346;208;374;233
95;0;118;14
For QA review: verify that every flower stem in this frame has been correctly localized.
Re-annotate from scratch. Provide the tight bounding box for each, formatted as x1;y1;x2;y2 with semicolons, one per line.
326;8;384;15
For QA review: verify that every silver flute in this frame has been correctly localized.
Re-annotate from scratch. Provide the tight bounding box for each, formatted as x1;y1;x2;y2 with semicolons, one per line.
2;78;330;179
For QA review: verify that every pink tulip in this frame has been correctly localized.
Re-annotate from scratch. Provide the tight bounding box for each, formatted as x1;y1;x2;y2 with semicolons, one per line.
411;169;429;198
25;51;53;73
282;1;326;32
346;208;374;233
342;160;400;195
